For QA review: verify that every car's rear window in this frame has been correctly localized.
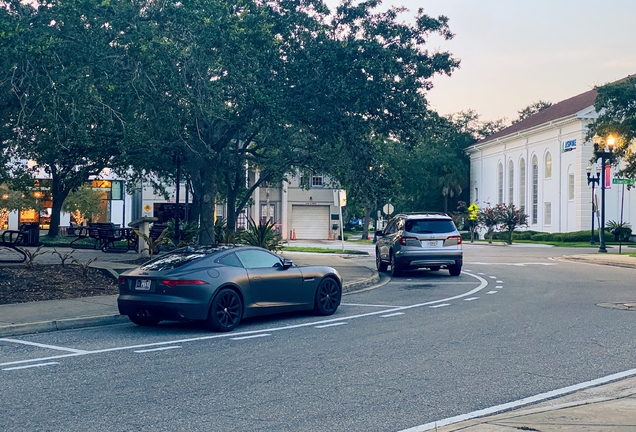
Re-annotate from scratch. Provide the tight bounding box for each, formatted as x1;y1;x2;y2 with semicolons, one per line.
404;219;456;234
140;245;232;271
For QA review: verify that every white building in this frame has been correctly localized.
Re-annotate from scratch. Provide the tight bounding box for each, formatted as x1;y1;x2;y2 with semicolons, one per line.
466;82;633;234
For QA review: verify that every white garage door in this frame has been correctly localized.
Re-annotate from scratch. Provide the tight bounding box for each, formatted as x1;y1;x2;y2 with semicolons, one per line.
291;205;330;240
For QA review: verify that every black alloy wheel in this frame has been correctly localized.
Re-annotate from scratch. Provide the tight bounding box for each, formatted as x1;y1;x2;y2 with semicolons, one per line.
207;288;243;332
128;315;161;326
376;250;388;272
390;253;402;277
314;278;341;316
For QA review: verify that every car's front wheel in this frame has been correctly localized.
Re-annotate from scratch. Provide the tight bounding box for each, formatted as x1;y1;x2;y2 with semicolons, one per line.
314;278;342;316
376;250;388;272
207;288;243;332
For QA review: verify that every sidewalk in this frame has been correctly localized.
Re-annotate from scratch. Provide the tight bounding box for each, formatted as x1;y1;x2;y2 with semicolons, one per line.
1;248;635;431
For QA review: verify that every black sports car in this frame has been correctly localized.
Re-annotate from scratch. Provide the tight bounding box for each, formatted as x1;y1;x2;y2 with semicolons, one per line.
117;245;342;331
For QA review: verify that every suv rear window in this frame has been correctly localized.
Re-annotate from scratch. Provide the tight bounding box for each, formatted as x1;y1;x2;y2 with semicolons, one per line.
404;219;456;234
140;245;233;271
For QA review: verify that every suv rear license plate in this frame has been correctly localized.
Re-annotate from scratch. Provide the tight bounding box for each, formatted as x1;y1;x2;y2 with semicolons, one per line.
135;279;152;291
422;240;441;247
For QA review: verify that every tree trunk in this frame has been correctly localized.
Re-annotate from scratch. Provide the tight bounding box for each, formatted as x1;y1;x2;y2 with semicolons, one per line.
47;177;70;238
226;176;238;232
198;168;217;245
362;205;372;241
189;170;203;231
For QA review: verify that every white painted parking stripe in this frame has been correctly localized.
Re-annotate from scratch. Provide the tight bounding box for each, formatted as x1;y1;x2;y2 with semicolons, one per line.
315;322;347;328
3;362;59;371
231;334;271;340
429;304;450;309
464;297;479;301
342;303;403;308
0;272;489;368
0;338;89;354
399;367;636;431
380;312;405;318
134;346;181;353
486;291;498;294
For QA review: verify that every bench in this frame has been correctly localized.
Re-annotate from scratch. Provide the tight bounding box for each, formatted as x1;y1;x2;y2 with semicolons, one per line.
0;230;27;263
148;223;169;254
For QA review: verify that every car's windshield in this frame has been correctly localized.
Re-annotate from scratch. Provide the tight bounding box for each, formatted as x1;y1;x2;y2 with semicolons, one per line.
404;219;456;234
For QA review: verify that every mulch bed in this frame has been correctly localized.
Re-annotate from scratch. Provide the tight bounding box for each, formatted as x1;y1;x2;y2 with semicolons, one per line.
0;265;118;305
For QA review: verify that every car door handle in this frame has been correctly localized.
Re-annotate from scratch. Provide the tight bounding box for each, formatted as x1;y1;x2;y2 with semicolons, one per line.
252;276;262;281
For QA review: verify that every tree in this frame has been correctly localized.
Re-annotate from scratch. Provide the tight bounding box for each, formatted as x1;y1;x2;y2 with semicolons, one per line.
478;203;500;244
496;203;528;245
587;76;636;178
449;110;508;141
513;100;553;123
0;0;133;237
62;185;105;226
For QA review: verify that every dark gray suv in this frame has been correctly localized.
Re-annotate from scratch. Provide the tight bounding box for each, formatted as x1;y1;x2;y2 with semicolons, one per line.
375;212;463;277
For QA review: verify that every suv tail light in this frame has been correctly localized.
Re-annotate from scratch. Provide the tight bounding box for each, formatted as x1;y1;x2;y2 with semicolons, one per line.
445;235;463;246
398;236;419;246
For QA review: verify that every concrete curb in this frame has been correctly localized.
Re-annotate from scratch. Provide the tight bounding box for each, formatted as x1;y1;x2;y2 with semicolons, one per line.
343;272;381;293
0;314;130;337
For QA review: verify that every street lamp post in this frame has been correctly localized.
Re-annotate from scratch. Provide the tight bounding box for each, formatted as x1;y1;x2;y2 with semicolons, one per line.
592;135;616;253
586;165;599;245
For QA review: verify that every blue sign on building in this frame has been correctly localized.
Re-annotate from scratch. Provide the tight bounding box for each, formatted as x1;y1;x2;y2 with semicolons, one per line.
562;139;576;152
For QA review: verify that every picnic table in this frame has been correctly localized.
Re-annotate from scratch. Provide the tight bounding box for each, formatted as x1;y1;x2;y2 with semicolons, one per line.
69;223;138;253
0;230;27;263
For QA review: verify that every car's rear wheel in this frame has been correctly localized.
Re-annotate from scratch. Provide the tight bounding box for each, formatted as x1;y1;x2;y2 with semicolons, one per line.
390;253;402;277
207;288;243;332
128;315;161;326
376;250;388;272
314;278;341;316
448;263;462;277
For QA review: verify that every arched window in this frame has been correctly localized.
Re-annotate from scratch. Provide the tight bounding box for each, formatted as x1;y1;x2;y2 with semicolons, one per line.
532;155;539;224
519;158;526;211
497;162;504;204
508;160;514;205
545;152;552;179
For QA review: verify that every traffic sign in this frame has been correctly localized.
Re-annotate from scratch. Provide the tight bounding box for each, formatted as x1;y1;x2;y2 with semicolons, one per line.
612;178;635;185
382;203;394;215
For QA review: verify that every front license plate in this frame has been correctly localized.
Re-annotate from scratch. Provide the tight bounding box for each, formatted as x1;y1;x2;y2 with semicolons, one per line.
422;240;440;247
135;279;152;291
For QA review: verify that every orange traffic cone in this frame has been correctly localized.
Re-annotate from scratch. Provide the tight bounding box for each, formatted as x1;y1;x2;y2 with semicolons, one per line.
292;229;297;240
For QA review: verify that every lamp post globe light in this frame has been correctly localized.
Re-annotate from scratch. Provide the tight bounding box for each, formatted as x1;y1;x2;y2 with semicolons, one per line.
586;164;600;244
592;134;616;253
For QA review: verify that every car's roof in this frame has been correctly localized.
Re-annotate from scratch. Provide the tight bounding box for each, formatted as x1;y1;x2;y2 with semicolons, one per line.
396;212;451;220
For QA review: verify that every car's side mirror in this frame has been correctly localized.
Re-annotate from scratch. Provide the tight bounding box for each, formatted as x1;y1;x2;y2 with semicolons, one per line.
282;258;294;268
375;230;384;237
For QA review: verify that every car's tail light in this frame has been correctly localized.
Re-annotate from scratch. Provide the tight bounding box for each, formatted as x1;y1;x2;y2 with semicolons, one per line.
398;236;420;246
445;235;463;246
118;277;127;284
161;280;207;287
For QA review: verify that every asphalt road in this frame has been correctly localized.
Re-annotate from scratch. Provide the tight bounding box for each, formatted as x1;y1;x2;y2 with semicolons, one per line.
1;244;635;431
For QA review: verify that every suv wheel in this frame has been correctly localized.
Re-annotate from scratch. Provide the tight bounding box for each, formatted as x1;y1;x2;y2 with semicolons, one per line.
376;250;388;272
448;263;462;277
390;253;402;277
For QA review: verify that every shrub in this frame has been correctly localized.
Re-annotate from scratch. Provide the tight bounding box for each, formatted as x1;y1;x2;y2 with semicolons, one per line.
237;219;283;251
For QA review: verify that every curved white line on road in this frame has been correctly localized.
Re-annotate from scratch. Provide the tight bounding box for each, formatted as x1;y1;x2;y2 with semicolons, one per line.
0;272;488;368
399;367;636;431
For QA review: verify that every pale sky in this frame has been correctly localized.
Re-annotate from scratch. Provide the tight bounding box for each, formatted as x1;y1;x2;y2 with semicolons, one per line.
324;0;636;122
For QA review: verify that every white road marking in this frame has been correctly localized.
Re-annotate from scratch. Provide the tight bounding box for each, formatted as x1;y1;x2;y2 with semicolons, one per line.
3;362;59;371
380;312;405;318
477;273;485;275
315;322;347;328
486;291;498;294
399;367;636;431
489;276;497;279
470;262;556;266
496;280;503;283
0;272;489;368
231;334;271;340
464;297;479;301
429;304;450;309
342;303;403;308
496;286;503;289
0;338;89;354
134;346;181;353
